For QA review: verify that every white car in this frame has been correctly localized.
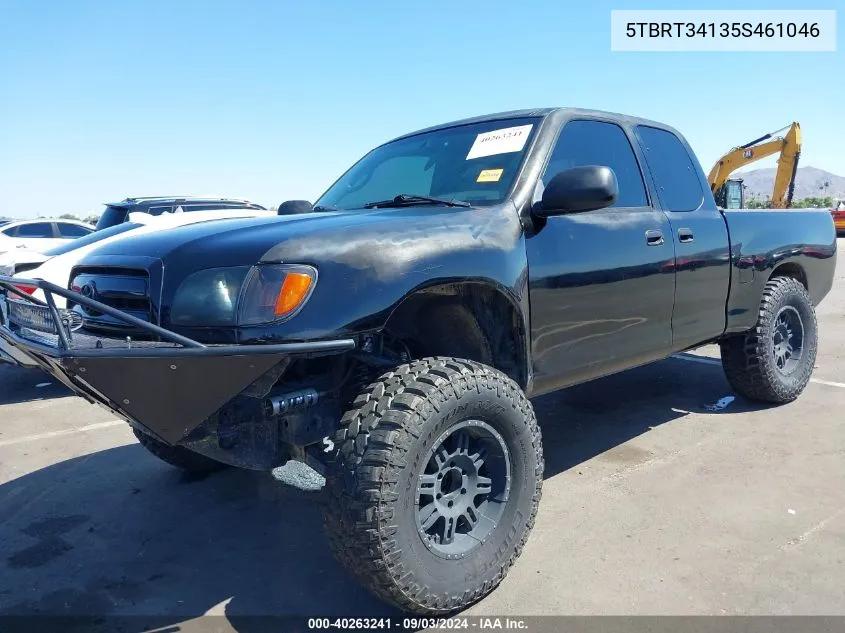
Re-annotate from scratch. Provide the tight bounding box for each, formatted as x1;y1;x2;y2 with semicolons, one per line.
0;219;94;254
0;246;50;277
9;207;275;308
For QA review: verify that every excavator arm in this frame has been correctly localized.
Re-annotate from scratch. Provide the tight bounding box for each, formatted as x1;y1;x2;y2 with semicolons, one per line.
708;122;802;208
770;123;802;208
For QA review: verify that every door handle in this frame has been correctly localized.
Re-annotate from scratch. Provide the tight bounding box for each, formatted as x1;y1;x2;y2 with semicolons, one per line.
645;229;664;246
678;228;695;243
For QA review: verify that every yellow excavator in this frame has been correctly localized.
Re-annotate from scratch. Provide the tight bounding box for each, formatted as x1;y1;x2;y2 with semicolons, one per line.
708;122;802;209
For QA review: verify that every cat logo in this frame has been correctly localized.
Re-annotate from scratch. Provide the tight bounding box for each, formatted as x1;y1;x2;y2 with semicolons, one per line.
743;149;753;159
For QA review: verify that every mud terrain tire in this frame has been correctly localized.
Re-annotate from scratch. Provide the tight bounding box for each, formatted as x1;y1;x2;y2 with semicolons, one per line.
720;275;817;404
324;357;543;614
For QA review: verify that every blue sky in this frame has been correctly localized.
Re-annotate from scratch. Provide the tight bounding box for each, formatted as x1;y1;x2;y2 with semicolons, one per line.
1;0;842;218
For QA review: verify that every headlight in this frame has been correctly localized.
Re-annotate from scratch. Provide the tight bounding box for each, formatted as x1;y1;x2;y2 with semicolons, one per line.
169;264;316;327
238;264;317;325
170;267;250;326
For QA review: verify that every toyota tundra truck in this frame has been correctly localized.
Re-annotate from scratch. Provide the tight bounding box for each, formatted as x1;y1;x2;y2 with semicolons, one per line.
0;108;837;614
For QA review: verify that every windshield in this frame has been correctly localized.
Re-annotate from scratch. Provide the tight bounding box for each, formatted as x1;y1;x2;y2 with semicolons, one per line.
315;117;540;210
44;222;140;257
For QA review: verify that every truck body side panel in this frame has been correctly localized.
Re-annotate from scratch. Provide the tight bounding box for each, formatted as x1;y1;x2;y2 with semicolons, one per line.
722;209;837;334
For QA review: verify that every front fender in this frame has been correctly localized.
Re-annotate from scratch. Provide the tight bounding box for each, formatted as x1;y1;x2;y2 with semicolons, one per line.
235;204;531;345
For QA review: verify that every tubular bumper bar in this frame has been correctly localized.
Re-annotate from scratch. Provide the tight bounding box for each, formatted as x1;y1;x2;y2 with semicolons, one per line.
0;275;355;444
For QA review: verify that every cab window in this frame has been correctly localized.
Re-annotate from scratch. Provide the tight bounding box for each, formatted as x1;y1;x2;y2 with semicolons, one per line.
541;120;648;208
636;126;704;212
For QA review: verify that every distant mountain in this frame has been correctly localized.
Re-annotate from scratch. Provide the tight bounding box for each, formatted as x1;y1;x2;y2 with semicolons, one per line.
735;166;845;201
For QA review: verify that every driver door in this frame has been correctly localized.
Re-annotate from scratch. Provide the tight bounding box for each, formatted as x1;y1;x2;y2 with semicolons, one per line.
526;119;676;395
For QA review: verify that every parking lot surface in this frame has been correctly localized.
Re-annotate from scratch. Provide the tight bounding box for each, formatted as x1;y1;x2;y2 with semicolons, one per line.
0;242;843;623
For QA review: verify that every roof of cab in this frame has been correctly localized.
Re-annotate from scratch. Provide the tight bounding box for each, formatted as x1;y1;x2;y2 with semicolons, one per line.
389;107;678;143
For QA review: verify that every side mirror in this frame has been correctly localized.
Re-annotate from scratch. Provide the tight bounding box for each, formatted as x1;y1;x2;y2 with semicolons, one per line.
277;200;313;215
536;166;618;217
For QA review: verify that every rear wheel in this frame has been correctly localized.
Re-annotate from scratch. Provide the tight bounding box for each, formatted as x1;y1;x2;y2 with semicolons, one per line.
324;357;543;614
132;427;227;472
720;276;817;403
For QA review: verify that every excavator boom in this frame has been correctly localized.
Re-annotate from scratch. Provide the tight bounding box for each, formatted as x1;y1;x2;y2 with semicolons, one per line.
708;122;802;208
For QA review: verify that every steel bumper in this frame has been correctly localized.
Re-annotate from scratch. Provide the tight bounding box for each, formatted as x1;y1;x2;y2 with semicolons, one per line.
0;275;355;445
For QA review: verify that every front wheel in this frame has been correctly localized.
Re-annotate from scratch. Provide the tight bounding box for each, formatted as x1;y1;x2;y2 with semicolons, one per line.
324;357;543;614
720;276;818;404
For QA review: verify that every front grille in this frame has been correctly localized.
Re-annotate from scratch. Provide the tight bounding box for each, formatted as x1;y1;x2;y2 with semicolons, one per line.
68;267;152;334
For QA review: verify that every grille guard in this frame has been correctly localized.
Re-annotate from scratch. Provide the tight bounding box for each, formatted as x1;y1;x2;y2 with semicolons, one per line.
0;275;355;444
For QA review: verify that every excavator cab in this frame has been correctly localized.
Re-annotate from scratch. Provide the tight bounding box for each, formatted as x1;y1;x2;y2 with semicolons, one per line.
718;178;745;209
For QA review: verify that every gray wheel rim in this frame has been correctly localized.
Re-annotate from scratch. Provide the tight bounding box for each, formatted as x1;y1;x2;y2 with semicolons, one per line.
415;420;511;559
772;305;804;375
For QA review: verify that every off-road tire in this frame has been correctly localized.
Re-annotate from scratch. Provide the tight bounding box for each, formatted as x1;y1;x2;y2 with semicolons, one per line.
132;427;227;472
324;357;543;614
720;276;817;403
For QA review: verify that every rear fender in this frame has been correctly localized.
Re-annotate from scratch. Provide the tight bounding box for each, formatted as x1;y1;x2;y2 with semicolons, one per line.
723;210;836;334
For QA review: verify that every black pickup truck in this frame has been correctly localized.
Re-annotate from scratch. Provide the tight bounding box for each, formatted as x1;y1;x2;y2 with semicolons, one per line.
0;108;837;614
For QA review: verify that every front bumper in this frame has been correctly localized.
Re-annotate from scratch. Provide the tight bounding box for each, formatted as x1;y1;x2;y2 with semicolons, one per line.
0;275;354;445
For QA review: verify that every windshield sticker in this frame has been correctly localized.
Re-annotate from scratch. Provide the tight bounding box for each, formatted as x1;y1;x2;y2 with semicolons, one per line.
466;124;533;160
477;168;504;183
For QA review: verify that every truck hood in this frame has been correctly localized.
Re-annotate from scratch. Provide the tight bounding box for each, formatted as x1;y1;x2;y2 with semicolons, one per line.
81;204;521;282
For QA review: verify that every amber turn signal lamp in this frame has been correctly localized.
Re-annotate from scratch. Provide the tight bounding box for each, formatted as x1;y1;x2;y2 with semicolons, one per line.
274;272;314;317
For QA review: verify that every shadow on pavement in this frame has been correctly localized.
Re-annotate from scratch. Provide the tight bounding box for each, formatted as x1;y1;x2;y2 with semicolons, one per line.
533;355;773;478
0;364;71;405
0;356;767;628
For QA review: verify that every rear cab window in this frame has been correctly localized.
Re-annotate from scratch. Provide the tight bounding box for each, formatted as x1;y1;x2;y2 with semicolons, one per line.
635;126;704;212
540;119;649;208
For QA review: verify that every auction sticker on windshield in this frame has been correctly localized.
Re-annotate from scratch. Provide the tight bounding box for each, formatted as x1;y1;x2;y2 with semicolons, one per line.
477;168;504;182
466;124;533;160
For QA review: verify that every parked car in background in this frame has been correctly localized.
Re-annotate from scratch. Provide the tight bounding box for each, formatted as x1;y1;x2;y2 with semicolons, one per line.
9;206;277;308
94;196;266;230
0;205;277;368
832;205;845;235
0;247;51;278
0;197;270;279
0;219;94;254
